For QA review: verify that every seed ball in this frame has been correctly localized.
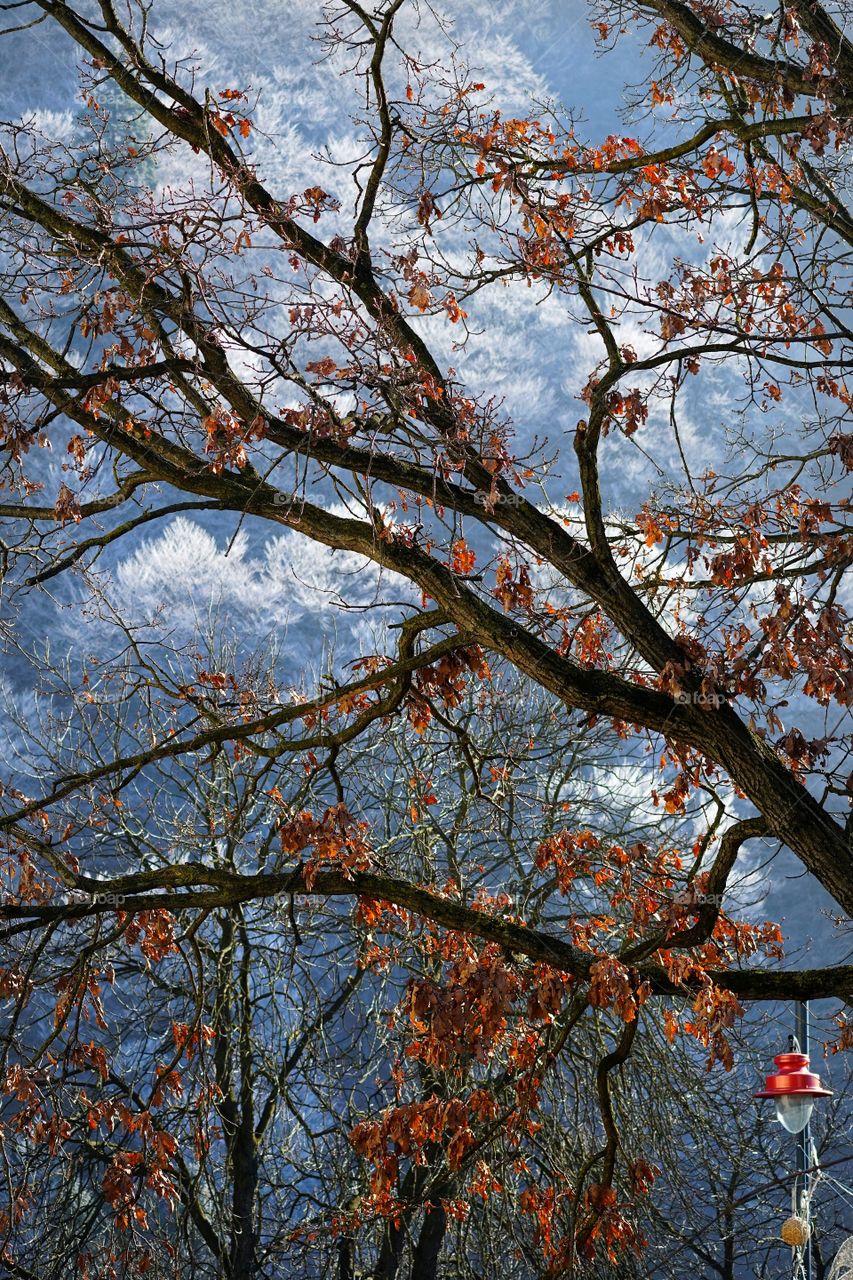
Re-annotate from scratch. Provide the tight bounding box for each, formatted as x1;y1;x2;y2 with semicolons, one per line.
781;1216;811;1247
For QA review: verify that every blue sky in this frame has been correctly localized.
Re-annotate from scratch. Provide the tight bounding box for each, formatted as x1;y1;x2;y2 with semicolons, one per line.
1;0;849;978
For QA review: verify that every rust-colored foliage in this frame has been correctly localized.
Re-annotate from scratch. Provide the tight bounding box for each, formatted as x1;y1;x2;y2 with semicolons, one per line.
1;0;851;1273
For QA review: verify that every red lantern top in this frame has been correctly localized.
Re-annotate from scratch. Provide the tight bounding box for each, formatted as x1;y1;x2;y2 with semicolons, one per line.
754;1052;832;1100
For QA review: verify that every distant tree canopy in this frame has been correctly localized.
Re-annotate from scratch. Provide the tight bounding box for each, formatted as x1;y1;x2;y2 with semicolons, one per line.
0;1;851;1277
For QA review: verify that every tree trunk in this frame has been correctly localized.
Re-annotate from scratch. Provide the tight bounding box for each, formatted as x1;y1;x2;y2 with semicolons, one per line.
411;1203;447;1280
229;925;258;1278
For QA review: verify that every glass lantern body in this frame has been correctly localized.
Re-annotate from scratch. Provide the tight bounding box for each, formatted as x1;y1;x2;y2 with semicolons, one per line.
775;1095;815;1134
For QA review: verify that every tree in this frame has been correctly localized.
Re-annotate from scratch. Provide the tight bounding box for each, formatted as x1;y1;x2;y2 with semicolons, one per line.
0;0;851;1275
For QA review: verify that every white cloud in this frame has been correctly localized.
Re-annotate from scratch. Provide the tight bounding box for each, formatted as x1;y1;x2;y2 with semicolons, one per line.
28;108;76;143
106;511;410;661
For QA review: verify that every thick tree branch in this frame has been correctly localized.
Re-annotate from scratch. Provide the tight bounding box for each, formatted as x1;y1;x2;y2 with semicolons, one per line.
2;862;850;1002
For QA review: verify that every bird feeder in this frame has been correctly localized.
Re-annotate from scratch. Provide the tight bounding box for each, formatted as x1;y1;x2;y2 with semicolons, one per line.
755;1051;832;1133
